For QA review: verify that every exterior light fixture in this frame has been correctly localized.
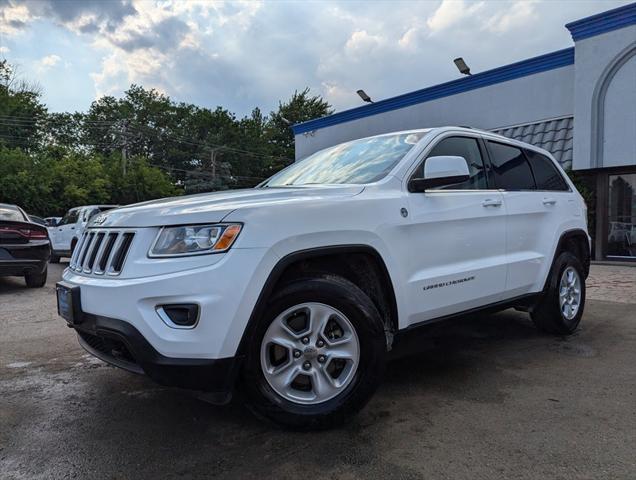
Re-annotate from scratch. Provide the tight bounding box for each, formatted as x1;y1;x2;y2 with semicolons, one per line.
356;89;373;103
454;57;472;76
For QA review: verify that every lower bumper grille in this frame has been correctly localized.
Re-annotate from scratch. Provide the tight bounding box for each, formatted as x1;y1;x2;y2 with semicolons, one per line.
78;331;141;373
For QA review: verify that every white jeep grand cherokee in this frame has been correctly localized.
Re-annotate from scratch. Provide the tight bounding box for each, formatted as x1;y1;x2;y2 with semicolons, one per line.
57;127;590;429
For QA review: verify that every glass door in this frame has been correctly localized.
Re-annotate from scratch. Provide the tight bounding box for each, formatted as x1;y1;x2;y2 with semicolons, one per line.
607;173;636;260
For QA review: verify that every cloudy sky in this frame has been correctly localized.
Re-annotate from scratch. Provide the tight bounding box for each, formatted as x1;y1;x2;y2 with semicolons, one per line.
0;0;630;116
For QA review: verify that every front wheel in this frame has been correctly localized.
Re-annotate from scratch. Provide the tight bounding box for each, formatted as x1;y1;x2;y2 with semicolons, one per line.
241;275;386;430
531;252;586;335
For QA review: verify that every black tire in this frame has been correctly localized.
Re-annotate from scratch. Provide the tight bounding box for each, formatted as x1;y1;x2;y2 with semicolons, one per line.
531;252;585;335
25;266;47;288
49;254;60;264
241;275;386;430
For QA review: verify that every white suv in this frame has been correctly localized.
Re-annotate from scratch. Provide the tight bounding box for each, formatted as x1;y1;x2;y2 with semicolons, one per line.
49;205;118;262
56;127;590;429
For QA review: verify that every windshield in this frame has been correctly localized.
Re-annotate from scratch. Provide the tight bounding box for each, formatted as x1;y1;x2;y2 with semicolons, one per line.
263;131;426;187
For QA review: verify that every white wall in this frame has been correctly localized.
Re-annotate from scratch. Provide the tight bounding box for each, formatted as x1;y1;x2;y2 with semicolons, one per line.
572;25;636;170
603;54;636;167
295;66;574;160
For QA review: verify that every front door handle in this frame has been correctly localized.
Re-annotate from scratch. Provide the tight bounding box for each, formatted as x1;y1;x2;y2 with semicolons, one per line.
543;198;557;206
482;199;502;207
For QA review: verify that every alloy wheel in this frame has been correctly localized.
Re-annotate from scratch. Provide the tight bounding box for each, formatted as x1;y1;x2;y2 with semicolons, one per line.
260;302;360;405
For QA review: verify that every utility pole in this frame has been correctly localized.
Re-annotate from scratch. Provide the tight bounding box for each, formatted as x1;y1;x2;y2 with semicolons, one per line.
210;148;218;180
121;120;128;176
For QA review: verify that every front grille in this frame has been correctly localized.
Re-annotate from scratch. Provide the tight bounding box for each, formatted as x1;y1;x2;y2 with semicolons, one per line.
69;229;135;275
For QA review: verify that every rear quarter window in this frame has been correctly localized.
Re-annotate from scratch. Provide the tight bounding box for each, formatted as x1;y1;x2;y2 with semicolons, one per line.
525;150;569;191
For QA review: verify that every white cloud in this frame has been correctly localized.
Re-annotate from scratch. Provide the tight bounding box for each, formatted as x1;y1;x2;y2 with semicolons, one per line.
345;30;384;56
1;0;631;116
398;27;420;50
0;46;10;54
483;1;538;34
41;54;61;67
426;0;484;34
0;3;32;35
36;54;61;72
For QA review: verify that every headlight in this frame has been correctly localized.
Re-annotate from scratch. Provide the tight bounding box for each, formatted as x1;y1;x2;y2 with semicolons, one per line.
149;224;242;257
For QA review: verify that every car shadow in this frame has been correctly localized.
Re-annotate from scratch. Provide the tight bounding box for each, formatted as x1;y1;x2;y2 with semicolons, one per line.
0;276;29;294
83;308;541;431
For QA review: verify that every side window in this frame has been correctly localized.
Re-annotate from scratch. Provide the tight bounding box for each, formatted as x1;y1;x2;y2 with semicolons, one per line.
487;141;536;190
525;150;569;191
59;209;80;226
417;136;489;190
85;208;99;221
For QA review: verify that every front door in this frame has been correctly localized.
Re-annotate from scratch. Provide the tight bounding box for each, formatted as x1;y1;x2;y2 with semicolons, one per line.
52;208;80;252
403;135;507;326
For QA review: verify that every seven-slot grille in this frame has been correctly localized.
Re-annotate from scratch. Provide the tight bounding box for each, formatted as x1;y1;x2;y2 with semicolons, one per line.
69;230;135;275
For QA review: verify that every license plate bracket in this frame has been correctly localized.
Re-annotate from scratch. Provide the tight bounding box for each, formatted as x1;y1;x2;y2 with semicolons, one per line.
56;282;83;325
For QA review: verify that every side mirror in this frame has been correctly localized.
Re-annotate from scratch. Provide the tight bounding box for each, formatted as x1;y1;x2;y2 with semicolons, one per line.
408;155;470;192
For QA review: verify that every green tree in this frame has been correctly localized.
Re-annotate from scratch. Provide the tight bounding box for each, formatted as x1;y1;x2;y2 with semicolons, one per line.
103;154;181;205
0;60;48;152
1;59;335;210
265;88;333;171
47;152;111;211
0;146;52;214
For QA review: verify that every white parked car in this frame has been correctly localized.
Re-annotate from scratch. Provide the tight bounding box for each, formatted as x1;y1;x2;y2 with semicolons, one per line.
48;205;118;262
56;127;590;429
44;217;62;227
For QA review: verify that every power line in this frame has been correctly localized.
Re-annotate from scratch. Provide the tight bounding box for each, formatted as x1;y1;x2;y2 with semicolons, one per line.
0;133;268;182
0;114;291;162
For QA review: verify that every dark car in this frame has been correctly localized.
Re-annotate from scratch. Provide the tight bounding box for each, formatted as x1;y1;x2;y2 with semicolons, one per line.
0;203;51;288
28;214;47;226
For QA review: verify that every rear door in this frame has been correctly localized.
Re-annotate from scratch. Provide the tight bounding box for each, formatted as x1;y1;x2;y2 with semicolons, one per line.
484;140;568;296
524;148;574;287
403;134;508;325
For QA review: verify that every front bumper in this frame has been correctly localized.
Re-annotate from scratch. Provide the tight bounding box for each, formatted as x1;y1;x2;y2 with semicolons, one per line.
62;247;272;359
70;313;242;399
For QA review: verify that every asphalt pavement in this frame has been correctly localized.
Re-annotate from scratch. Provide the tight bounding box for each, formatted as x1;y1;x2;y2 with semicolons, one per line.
1;263;635;479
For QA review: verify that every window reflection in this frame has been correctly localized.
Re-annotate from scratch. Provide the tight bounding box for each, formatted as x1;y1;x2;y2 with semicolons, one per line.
264;131;427;186
607;174;636;258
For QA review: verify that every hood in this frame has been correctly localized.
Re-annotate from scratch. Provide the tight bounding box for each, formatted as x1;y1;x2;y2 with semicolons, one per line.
91;185;365;228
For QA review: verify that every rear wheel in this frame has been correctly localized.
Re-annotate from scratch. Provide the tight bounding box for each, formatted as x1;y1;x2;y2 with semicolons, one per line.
531;252;585;335
242;275;386;430
25;266;47;288
49;254;60;264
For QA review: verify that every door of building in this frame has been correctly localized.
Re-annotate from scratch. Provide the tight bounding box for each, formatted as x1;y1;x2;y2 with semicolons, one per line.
606;173;636;260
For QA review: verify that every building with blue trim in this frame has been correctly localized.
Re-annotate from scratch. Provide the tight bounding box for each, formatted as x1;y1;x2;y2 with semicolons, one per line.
293;3;636;262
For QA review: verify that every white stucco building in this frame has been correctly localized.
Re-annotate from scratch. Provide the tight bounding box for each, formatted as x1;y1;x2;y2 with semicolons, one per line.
293;3;636;262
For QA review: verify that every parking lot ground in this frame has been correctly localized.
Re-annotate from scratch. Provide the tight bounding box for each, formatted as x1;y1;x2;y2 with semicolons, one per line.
1;263;635;479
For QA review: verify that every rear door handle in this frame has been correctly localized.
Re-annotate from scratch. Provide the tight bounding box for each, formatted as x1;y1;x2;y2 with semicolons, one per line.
482;199;502;207
543;198;557;206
